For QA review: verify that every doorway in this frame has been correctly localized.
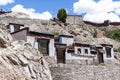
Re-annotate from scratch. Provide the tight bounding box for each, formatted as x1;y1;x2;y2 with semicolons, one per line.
97;49;104;64
57;49;65;63
106;47;111;58
98;53;104;63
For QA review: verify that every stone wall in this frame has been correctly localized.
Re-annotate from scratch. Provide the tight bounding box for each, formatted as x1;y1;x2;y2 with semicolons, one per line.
84;20;120;27
66;15;83;25
50;63;120;80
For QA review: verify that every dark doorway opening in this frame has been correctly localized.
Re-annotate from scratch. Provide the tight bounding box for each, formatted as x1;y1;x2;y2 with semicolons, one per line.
106;47;111;58
98;52;104;63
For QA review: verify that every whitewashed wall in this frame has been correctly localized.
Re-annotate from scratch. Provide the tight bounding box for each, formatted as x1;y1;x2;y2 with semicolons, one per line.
65;50;94;64
49;39;56;57
102;47;114;60
20;26;24;29
66;47;93;60
27;36;56;58
74;47;91;55
60;37;73;46
27;36;36;47
10;25;14;33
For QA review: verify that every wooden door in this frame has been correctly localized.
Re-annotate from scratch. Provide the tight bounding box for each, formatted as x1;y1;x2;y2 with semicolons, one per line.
57;49;65;63
98;53;104;63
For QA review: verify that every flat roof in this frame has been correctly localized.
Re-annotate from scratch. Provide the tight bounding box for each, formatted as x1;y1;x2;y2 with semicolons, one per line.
59;35;73;38
9;23;24;26
28;31;54;38
101;44;113;47
73;43;90;47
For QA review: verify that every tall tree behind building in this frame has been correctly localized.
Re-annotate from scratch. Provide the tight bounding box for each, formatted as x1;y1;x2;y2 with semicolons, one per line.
57;8;67;23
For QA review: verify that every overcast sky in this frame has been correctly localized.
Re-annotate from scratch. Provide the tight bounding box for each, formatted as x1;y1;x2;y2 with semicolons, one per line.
0;0;120;23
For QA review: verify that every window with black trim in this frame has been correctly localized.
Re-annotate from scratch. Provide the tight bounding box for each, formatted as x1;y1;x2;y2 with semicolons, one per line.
85;49;88;54
77;48;81;54
14;26;20;32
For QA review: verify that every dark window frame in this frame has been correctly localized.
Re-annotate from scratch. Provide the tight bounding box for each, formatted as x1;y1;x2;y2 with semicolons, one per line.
84;49;88;54
37;38;49;56
77;48;81;54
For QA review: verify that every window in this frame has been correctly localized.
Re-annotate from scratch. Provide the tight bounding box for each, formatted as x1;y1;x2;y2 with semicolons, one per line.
77;48;81;54
90;45;96;51
14;26;20;32
84;49;88;54
37;39;49;56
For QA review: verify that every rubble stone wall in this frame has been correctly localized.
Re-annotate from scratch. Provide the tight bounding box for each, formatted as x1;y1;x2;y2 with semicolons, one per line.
50;64;120;80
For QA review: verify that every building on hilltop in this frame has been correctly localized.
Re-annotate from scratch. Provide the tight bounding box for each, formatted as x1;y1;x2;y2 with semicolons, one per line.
66;15;83;25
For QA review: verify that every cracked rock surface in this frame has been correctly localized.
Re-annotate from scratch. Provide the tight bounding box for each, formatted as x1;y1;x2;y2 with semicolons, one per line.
0;24;52;80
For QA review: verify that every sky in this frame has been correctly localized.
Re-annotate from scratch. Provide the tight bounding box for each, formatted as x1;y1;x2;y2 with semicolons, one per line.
0;0;120;23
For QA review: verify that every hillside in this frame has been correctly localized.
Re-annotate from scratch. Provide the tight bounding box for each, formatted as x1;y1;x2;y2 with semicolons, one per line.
0;12;120;49
1;12;120;80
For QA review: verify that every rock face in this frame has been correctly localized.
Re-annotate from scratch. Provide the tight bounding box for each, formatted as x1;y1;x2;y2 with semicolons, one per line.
0;24;52;80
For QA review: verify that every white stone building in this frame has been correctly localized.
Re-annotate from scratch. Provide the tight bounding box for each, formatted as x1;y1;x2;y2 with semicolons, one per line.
8;23;114;64
27;31;56;59
66;43;95;64
97;44;114;63
56;35;114;64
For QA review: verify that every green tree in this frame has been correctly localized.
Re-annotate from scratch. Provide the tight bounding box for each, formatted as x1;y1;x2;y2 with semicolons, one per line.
57;8;67;23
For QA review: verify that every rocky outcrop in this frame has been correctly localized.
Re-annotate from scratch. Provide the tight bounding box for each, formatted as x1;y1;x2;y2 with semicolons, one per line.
0;24;52;80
